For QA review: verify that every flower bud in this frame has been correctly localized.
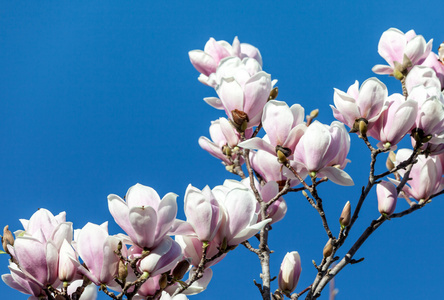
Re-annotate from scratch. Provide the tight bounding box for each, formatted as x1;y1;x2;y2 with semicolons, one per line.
359;120;368;137
309;109;319;119
377;181;397;216
386;151;396;171
269;87;279;100
278;251;301;295
172;259;191;281
2;225;14;254
158;273;168;289
231;109;249;132
339;201;351;228
323;239;333;258
118;260;128;281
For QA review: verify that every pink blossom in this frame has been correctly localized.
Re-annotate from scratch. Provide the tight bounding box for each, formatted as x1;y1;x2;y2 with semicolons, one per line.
108;183;178;249
372;28;432;78
331;78;388;130
293;121;353;186
421;51;444;89
183;184;222;242
405;66;441;94
75;222;120;286
175;235;224;268
239;100;306;158
278;251;302;294
367;93;417;149
2;261;46;298
376;181;397;215
198;117;252;165
394;149;444;201
134;236;183;276
189;37;262;86
58;239;80;282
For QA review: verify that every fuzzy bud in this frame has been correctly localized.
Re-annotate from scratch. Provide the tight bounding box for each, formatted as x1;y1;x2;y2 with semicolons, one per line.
158;273;168;289
269;87;279;100
386;151;396;171
172;259;191;280
323;239;333;258
118;260;128;281
339;201;351;228
309;109;319;119
2;225;14;254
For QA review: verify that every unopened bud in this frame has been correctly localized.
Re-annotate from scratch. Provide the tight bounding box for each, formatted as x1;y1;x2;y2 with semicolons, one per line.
302;190;308;198
269;87;279;100
158;273;168;289
309;109;319;119
339;201;351;228
222;145;232;156
359;120;368;137
276;150;288;164
386;151;396;171
172;259;191;280
2;226;14;254
323;239;333;258
118;260;128;281
220;237;228;252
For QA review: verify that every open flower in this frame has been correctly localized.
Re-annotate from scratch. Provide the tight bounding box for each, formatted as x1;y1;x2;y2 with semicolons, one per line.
372;28;432;79
108;183;178;249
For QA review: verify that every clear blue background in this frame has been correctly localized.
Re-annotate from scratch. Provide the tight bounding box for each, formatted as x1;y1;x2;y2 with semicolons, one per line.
0;1;442;299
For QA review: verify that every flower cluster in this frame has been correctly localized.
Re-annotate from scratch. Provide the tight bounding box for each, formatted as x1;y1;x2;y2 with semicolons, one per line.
3;29;444;300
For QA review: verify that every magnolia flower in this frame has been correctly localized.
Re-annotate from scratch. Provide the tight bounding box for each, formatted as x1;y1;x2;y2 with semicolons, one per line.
239;100;306;159
331;78;388;131
108;183;178;249
189;37;262;86
408;85;444;143
393;149;444;201
278;251;302;295
2;261;46;298
372;28;432;78
198;117;252;165
175;235;224;268
376;181;397;215
421;52;444;89
293;121;353;186
75;222;120;286
207;57;272;130
135;236;183;276
405;66;441;93
211;184;272;246
367;93;418;149
183;184;222;242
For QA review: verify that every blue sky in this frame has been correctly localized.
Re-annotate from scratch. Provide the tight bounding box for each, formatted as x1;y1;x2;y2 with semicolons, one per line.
0;1;443;299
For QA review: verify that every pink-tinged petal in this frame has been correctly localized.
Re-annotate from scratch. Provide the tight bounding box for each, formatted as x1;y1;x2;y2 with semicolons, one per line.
168;220;196;236
290;104;305;126
45;241;59;285
4;264;45;297
372;64;394;75
229;219;271;246
67;280;98;300
223;188;256;240
26;209;59;239
203;38;231;64
284;124;307;152
181;267;213;295
317;167;354;186
356;78;387;120
243;57;263;77
154;193;179;242
238;137;276;155
150;239;183;276
231;36;241;57
378;28;406;65
198;136;231;165
216;77;244;116
129;206;157;248
243;72;272;121
332;88;360;127
76;223;107;280
203;97;224;110
108;194;135;238
99;236;120;284
13;237;47;286
185;185;220;241
59;240;79;282
188;50;217;76
296;121;331;171
127;183;161;210
404;35;429;65
262;100;294;147
241;43;263;66
219;117;239;148
50;222;73;250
